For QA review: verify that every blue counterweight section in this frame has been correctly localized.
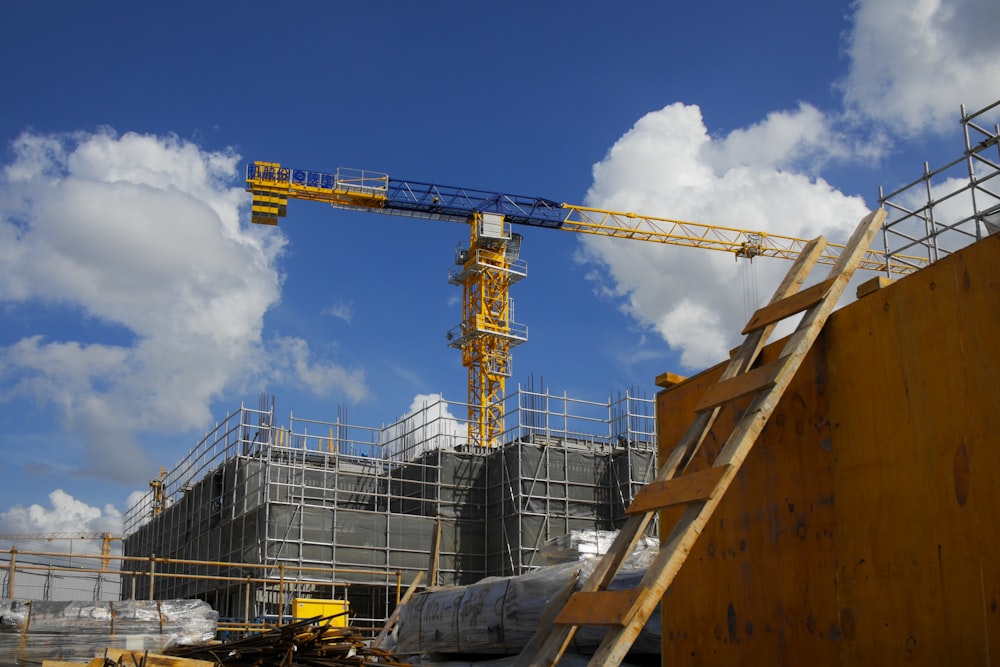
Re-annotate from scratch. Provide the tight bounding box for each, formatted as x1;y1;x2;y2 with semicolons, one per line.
247;161;568;228
383;178;567;228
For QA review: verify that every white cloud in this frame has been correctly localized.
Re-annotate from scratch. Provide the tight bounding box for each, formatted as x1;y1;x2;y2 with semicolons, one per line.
0;130;291;481
580;103;870;370
268;336;369;401
579;0;1000;370
841;0;1000;134
704;102;845;172
381;393;465;460
0;489;123;539
325;299;354;324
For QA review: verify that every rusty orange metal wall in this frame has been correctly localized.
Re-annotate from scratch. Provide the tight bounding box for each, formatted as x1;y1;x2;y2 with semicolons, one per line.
656;235;1000;665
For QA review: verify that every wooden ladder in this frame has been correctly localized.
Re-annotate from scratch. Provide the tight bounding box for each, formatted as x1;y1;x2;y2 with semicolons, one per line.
518;208;886;667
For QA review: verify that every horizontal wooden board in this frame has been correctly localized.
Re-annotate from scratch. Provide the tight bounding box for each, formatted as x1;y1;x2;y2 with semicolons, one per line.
554;589;646;627
742;278;835;334
695;359;785;411
627;465;730;514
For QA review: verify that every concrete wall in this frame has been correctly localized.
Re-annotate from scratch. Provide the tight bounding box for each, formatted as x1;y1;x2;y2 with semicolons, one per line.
656;235;1000;665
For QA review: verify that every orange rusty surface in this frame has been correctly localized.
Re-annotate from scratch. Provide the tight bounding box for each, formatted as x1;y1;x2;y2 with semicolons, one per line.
656;235;1000;665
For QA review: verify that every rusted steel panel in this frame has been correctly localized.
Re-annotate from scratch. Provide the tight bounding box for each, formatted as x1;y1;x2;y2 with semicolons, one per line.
656;236;1000;665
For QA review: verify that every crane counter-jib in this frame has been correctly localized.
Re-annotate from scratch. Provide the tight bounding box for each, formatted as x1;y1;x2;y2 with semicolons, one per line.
246;161;567;228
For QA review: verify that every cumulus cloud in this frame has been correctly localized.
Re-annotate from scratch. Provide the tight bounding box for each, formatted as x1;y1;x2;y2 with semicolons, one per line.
841;0;1000;134
381;393;465;459
0;129;369;482
581;103;870;369
578;0;998;370
0;489;123;537
268;336;369;401
324;299;354;323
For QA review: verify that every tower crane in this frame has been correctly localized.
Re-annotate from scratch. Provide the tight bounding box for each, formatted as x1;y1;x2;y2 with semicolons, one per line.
246;161;926;448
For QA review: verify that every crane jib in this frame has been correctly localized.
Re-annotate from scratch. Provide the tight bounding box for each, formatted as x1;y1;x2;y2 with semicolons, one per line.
246;162;567;229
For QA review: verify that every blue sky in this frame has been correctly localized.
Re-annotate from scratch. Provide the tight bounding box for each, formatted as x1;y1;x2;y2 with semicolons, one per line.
1;0;998;536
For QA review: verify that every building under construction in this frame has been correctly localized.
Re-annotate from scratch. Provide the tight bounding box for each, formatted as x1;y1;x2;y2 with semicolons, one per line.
121;384;657;628
113;100;1000;663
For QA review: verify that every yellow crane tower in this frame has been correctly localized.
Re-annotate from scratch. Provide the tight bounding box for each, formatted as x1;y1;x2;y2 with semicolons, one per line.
246;161;926;448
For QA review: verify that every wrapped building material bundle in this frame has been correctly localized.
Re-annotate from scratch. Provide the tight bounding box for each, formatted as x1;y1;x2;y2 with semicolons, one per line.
538;530;659;566
395;559;660;657
0;599;217;665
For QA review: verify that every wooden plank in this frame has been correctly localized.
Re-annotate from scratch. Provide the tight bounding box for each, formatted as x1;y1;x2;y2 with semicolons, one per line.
855;275;892;298
742;278;835;334
626;465;730;514
695;359;785;412
40;661;88;667
655;371;687;388
554;589;647;627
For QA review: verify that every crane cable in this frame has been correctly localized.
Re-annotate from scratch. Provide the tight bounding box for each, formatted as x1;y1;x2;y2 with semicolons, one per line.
740;255;760;324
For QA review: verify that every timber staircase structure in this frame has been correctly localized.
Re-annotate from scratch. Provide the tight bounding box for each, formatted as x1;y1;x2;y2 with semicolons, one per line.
518;208;887;667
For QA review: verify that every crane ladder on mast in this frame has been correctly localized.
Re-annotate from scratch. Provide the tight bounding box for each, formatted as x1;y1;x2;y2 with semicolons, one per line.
516;207;887;667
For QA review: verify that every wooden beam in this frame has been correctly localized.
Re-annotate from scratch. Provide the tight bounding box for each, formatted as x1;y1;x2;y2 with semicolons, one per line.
742;278;835;334
695;359;785;412
554;589;648;627
626;465;730;514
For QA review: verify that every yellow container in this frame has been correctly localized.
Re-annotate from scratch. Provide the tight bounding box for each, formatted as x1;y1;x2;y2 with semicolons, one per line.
292;598;349;627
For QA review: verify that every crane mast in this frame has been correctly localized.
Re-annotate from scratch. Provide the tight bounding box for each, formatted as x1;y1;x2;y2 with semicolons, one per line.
246;161;926;448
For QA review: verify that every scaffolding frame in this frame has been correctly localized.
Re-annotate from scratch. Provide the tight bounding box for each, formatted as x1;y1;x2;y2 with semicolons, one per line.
879;100;1000;272
122;387;656;632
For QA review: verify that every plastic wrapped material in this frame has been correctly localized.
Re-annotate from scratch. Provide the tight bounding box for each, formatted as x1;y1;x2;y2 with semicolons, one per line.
395;560;660;656
0;599;217;665
539;529;659;569
538;530;621;564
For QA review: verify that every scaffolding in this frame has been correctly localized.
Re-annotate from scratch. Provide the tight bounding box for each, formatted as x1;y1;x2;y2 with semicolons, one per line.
0;544;120;602
879;100;1000;272
121;386;656;632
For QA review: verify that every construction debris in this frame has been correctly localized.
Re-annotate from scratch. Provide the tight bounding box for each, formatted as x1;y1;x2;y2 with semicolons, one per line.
164;616;413;666
42;648;216;666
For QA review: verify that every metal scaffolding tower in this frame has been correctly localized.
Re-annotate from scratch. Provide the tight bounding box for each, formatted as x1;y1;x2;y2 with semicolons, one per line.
879;100;1000;270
